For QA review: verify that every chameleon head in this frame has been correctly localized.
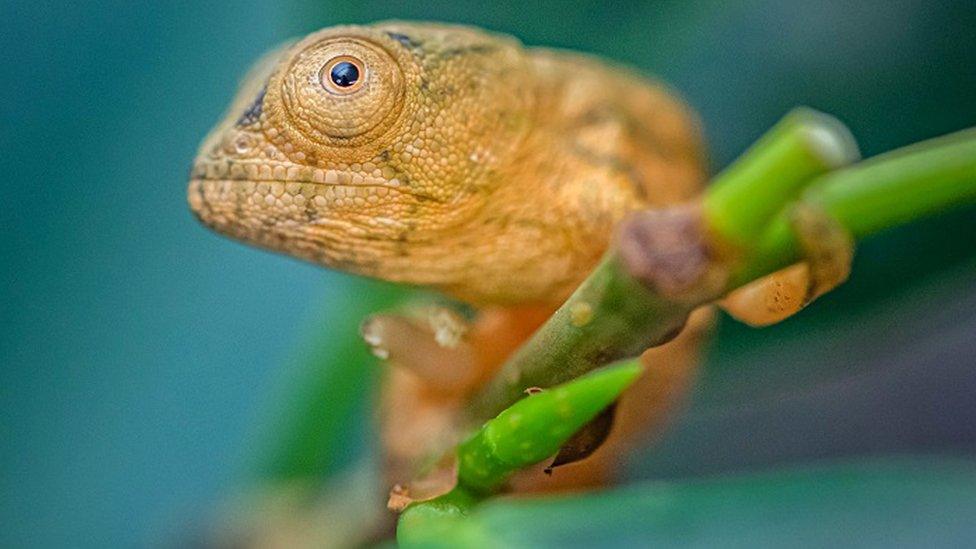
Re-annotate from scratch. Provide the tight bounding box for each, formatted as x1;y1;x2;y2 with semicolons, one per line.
188;22;532;285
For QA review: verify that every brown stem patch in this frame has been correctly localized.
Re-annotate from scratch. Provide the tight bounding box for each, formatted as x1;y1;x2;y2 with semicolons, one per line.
615;205;728;302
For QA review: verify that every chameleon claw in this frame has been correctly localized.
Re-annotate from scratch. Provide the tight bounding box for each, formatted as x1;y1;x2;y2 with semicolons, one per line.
426;306;468;348
790;201;854;302
361;308;479;394
720;202;853;327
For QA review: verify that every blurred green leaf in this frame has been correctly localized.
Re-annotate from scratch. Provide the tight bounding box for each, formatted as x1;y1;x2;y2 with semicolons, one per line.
403;457;976;548
252;277;410;483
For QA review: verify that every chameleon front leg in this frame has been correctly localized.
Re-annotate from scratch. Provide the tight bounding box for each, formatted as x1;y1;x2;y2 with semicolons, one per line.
719;203;854;327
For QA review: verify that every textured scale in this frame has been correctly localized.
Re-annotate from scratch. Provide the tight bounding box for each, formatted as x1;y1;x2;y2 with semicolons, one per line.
189;21;705;305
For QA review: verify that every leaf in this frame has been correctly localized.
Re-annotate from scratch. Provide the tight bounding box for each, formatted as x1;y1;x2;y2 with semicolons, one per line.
251;278;410;483
400;457;976;548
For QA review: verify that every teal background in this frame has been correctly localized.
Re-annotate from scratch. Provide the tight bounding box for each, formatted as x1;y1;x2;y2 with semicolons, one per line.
2;1;975;547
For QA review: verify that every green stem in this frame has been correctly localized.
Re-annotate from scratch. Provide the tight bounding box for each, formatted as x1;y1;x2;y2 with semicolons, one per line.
399;362;641;545
703;107;859;249
469;122;976;421
458;360;641;494
735;127;976;285
467;258;679;420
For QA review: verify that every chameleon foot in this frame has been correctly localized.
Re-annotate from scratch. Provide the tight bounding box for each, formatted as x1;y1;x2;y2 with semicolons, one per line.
361;306;479;394
719;202;853;327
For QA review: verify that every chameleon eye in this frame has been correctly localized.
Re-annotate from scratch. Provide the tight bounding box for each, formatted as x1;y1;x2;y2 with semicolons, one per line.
264;34;409;152
322;56;365;94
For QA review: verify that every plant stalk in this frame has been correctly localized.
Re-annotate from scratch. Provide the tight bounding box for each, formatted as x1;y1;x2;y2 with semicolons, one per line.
469;121;976;421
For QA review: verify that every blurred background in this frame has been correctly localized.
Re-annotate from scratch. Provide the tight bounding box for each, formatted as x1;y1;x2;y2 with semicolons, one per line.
2;1;974;547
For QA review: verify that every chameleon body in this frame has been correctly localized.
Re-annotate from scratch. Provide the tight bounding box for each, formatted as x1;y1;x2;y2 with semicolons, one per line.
189;21;705;306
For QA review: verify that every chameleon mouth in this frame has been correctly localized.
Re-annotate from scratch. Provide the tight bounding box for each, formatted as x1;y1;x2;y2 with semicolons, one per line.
187;159;411;240
187;158;409;221
189;159;407;191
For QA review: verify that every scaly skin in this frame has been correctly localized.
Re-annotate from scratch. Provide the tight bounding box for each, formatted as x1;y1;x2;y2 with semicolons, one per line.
188;21;705;306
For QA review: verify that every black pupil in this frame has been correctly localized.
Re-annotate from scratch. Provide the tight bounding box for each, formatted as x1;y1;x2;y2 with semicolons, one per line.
330;62;360;88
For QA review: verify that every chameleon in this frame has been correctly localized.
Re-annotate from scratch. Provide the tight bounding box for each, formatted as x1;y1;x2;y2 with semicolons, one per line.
188;21;849;497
